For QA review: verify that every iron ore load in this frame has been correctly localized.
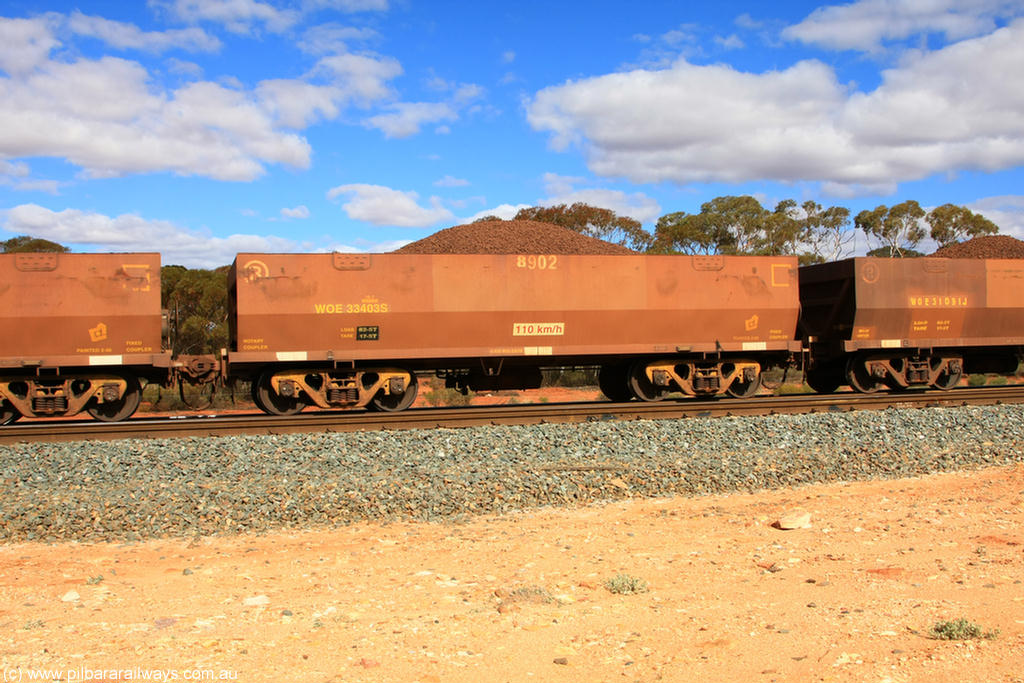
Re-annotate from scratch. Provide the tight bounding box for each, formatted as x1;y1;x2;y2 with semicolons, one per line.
1;222;1023;425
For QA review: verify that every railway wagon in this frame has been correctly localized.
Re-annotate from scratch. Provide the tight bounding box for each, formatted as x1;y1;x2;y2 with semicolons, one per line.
229;252;801;413
0;252;171;424
799;257;1024;393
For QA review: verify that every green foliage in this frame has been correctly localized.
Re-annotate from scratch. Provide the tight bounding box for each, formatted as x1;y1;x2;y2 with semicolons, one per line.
799;201;853;263
162;264;230;355
515;203;653;251
422;384;474;407
928;618;999;641
866;247;925;258
855;200;926;257
652;196;852;260
926;203;999;247
542;368;598;387
604;574;649;595
967;374;987;387
1;235;70;253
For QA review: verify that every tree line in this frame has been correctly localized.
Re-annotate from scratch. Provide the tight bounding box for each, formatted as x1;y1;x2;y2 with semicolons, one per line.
513;198;999;263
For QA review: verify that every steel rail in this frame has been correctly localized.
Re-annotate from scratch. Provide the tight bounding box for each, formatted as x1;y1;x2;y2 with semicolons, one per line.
2;385;1024;445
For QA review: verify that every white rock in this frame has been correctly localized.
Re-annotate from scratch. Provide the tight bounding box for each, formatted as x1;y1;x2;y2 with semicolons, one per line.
774;509;812;530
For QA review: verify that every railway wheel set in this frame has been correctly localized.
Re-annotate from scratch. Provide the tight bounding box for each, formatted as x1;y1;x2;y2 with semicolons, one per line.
2;224;1023;425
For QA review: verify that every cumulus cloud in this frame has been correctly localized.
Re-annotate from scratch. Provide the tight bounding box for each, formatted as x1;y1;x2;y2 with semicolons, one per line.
539;173;661;223
326;184;454;227
783;0;1022;52
302;0;390;12
464;204;531;222
280;205;310;219
0;159;60;194
363;77;483;138
366;102;456;138
968;195;1024;240
68;11;221;52
156;0;300;34
1;204;299;268
527;20;1024;194
0;15;405;181
313;52;402;102
300;23;378;55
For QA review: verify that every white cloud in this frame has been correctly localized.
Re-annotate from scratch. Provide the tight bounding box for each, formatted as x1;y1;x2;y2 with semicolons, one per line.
464;204;531;222
280;205;310;219
365;102;456;138
302;0;389;12
300;23;378;55
968;195;1024;241
0;16;405;181
362;74;483;138
1;203;298;268
540;173;661;223
326;183;454;227
313;52;402;102
783;0;1021;52
434;175;469;187
0;16;60;75
256;79;341;128
527;20;1024;193
714;34;744;50
157;0;300;34
68;11;221;53
502;50;516;64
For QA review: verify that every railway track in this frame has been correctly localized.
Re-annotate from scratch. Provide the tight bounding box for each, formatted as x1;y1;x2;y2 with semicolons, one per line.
3;385;1024;445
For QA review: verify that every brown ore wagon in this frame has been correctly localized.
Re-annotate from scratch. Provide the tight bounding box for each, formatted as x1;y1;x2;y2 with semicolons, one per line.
229;252;801;413
0;252;170;423
799;257;1024;393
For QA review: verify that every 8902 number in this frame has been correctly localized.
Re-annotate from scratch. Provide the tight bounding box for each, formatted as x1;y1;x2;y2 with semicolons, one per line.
515;255;558;270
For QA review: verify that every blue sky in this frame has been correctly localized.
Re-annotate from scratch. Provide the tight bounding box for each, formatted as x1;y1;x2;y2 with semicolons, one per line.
1;0;1023;267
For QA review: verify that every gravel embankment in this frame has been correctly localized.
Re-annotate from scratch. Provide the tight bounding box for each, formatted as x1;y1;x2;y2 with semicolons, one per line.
2;404;1022;543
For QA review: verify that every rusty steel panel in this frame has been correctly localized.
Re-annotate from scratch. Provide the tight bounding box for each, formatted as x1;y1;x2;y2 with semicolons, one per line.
799;257;1024;349
230;253;800;362
0;253;163;364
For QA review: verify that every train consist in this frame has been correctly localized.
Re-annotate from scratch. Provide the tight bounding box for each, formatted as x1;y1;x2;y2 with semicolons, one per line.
1;250;1022;424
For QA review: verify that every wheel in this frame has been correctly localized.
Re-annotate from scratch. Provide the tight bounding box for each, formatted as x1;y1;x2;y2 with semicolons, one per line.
368;373;418;412
598;364;633;402
86;375;142;422
1;400;20;425
627;362;666;402
726;370;762;398
933;363;963;391
804;366;842;394
846;357;883;394
253;369;305;416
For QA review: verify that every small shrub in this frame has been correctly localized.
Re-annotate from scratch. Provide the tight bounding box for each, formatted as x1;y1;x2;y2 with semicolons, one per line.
928;618;999;641
967;374;987;387
423;386;474;407
776;383;815;395
542;368;599;388
507;585;554;604
604;574;648;595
